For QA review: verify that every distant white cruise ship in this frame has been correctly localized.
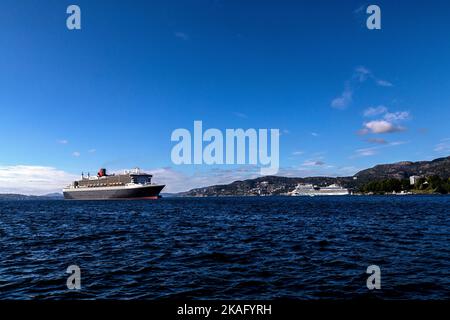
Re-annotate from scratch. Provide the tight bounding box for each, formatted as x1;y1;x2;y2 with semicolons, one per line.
289;183;349;196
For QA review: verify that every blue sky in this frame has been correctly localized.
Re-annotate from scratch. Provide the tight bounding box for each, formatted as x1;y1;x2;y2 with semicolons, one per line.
0;0;449;194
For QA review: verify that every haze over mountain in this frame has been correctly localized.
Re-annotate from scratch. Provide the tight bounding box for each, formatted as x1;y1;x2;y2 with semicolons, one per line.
0;193;64;200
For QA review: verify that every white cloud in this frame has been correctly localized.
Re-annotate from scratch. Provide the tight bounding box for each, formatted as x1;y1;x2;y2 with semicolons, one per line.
292;150;304;156
362;120;405;134
359;107;410;134
58;139;69;144
88;149;96;153
72;151;81;157
0;165;78;195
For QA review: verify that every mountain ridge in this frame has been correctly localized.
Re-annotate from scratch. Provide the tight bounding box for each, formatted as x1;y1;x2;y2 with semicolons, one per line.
181;156;450;196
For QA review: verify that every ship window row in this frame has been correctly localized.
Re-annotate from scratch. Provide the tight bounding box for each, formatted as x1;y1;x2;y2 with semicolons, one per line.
131;176;152;184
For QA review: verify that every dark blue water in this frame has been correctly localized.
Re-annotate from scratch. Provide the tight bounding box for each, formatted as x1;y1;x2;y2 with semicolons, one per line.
0;196;449;300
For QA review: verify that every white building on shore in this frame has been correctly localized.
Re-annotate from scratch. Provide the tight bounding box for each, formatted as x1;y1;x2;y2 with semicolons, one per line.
409;175;422;185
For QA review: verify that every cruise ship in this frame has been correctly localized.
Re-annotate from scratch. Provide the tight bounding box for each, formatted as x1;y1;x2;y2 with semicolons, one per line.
289;183;349;196
63;168;165;200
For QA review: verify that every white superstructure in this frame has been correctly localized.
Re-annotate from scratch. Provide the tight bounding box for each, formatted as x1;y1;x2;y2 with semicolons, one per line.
289;183;349;196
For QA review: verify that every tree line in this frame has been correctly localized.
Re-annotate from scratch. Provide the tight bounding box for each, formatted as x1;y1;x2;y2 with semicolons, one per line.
361;176;450;194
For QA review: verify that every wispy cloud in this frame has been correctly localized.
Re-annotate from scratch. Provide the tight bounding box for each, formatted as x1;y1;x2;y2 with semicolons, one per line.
363;105;388;117
57;139;69;144
367;137;388;144
298;153;333;170
292;150;304;156
88;149;96;153
311;151;327;157
331;84;353;109
72;151;81;157
434;138;450;154
352;141;408;158
354;66;371;82
376;79;393;87
389;141;408;146
364;106;410;121
174;32;189;41
302;160;326;167
354;147;378;157
383;111;410;122
417;128;429;135
311;132;319;137
331;66;393;109
353;4;367;14
278;164;359;178
233;112;248;119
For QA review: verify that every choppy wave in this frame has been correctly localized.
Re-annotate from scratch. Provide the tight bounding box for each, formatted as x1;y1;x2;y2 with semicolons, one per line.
0;196;449;299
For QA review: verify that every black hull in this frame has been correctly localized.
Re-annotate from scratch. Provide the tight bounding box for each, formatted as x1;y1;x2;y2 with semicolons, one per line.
63;185;165;200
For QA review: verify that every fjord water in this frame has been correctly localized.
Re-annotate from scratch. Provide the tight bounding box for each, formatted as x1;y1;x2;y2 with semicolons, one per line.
0;196;449;300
